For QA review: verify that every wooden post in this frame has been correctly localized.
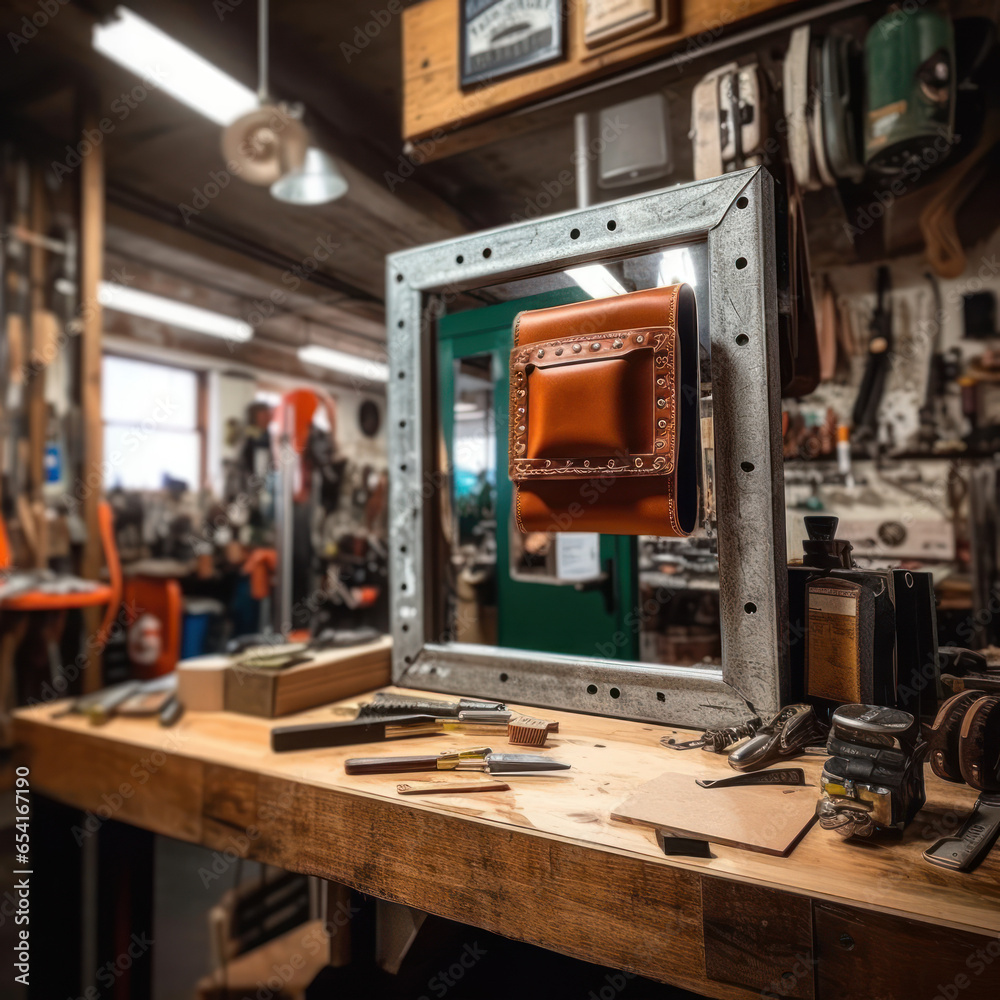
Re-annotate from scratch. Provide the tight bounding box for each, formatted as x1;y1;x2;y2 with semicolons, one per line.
27;170;48;567
80;108;105;693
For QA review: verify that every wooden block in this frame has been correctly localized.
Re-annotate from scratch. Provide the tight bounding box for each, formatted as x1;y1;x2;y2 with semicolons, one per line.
177;654;231;711
702;879;814;998
224;637;392;718
611;770;818;856
813;903;1000;1000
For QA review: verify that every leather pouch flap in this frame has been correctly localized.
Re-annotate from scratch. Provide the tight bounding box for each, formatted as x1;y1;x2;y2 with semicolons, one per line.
509;326;677;481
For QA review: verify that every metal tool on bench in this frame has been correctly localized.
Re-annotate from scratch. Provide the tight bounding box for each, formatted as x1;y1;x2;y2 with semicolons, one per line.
344;747;570;775
924;693;1000;872
696;768;805;789
272;712;519;752
660;715;763;753
356;692;507;718
727;703;829;772
938;646;1000;695
52;681;141;725
52;676;182;726
816;705;926;839
662;704;827;773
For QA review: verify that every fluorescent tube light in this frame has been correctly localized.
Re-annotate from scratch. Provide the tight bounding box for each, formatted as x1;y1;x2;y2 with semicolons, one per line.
98;283;253;342
565;265;627;300
298;345;389;383
657;247;698;287
93;7;258;126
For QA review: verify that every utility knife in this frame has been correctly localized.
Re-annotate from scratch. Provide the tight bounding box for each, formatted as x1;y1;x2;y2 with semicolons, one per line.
344;746;571;775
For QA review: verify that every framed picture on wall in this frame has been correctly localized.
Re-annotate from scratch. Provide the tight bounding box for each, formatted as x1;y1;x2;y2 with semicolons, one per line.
460;0;565;87
583;0;659;47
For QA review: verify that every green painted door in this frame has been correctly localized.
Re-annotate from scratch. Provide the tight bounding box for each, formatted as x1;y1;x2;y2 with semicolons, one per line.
438;290;638;660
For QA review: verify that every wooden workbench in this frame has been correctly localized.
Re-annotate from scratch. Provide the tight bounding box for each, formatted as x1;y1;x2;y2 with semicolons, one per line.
14;690;1000;1000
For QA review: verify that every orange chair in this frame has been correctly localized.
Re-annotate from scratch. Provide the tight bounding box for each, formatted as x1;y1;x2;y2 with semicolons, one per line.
0;501;123;645
0;500;121;742
0;517;10;571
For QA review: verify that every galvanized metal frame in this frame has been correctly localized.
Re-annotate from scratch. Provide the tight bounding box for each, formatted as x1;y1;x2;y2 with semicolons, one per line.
385;167;787;729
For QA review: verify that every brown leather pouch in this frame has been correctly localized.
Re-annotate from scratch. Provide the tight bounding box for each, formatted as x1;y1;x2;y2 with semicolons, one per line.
509;284;700;537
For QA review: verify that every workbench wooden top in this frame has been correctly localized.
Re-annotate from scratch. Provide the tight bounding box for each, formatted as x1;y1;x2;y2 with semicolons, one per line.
14;689;999;943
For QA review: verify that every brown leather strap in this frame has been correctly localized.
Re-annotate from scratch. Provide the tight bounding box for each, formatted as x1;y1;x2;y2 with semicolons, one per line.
345;755;440;775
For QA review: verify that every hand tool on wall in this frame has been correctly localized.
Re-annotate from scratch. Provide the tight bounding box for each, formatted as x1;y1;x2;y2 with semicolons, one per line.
919;116;1000;279
916;272;945;450
344;747;570;775
851;266;893;441
817;277;839;383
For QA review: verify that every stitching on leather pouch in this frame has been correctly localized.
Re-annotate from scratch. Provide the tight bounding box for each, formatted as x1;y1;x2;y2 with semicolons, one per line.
510;288;689;534
509;324;677;479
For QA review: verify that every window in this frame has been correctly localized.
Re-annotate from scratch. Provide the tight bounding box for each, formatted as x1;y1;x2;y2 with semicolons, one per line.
102;356;202;490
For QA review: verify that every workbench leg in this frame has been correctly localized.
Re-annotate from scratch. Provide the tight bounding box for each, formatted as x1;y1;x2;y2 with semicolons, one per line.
318;879;354;968
94;819;155;1000
29;794;84;998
